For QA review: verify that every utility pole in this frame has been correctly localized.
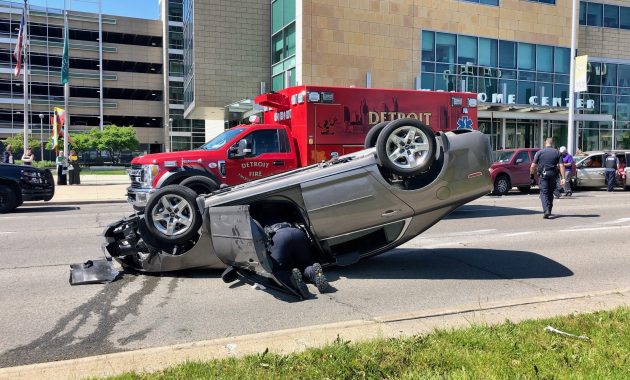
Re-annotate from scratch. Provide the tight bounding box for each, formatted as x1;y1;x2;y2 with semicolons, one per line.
567;0;578;155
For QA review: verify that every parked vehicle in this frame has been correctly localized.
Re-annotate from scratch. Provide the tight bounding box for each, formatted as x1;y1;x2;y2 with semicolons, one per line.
0;163;55;213
104;123;492;298
127;86;479;210
489;148;540;195
573;150;629;190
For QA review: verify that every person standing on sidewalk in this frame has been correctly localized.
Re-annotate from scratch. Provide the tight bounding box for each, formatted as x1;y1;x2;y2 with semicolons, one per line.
68;150;81;185
21;148;34;166
531;138;566;219
559;146;574;196
55;151;67;185
604;152;620;192
3;144;13;164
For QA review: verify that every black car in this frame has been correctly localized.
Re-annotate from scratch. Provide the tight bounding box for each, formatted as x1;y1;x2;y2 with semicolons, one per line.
0;163;55;213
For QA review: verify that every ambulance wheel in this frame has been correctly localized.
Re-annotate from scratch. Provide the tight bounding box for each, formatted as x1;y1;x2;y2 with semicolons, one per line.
181;175;219;195
144;185;202;245
364;121;389;149
376;118;436;177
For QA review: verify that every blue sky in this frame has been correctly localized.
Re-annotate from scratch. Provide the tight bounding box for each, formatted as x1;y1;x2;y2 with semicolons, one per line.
28;0;159;19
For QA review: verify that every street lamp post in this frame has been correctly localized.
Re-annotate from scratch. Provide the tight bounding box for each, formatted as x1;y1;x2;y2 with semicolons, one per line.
38;113;44;161
168;118;173;152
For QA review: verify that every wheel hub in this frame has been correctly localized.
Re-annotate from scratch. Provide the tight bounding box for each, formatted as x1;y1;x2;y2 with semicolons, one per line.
151;194;193;236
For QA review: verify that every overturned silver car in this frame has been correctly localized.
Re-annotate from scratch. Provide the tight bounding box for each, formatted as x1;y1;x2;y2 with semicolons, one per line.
104;120;492;298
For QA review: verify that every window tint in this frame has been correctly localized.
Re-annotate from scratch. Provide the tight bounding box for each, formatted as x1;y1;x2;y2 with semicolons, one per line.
478;38;498;67
537;45;553;72
246;129;286;155
518;43;535;70
422;31;435;61
435;33;456;63
604;5;619;28
622;7;630;29
499;40;516;69
586;2;603;26
515;151;530;164
458;35;477;64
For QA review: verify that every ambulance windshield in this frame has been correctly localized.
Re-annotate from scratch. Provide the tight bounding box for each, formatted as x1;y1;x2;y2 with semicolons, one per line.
199;128;245;150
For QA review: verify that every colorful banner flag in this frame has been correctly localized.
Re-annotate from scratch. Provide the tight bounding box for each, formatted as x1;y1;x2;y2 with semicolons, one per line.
61;12;69;84
50;107;64;149
13;4;25;77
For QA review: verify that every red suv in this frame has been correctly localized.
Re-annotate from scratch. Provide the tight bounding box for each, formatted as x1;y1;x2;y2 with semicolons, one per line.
490;148;540;195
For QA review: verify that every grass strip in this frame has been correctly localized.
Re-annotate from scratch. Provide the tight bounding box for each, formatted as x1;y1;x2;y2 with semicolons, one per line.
109;307;629;380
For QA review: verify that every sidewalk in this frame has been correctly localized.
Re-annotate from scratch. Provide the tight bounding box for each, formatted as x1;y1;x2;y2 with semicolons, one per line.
46;175;129;205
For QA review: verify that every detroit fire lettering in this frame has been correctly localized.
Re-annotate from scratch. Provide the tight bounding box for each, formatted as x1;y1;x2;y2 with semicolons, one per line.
242;161;269;178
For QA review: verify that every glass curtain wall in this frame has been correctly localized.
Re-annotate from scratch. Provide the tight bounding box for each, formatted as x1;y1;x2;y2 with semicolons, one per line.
271;0;296;91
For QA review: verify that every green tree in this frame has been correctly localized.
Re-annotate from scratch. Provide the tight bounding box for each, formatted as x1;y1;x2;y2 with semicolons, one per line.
4;133;40;151
95;125;139;164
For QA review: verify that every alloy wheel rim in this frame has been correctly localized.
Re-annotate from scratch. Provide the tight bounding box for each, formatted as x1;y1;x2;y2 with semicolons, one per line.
385;125;431;170
497;179;509;193
151;194;193;236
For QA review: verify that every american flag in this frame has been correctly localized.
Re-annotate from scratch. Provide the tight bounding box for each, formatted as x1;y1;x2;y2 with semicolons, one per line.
13;10;25;76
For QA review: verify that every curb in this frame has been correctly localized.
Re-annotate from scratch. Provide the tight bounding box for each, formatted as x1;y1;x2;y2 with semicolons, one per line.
43;199;128;206
0;288;627;380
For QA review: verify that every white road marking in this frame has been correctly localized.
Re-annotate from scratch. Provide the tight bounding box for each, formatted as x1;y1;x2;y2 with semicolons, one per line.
0;231;16;235
560;225;630;233
504;231;533;237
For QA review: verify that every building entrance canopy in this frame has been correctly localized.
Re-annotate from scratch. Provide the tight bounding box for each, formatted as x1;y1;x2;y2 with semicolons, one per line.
478;103;613;122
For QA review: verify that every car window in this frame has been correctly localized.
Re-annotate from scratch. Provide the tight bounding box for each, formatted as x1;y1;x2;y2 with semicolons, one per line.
243;129;289;156
494;151;515;163
581;154;603;168
514;151;530;164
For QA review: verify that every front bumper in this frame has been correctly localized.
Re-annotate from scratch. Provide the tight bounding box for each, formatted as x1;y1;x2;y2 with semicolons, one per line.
126;186;155;208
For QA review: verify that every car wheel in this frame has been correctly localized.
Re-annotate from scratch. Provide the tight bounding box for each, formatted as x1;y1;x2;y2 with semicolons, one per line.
180;175;219;195
375;118;436;177
144;185;202;245
0;184;19;213
493;175;510;196
363;121;389;149
517;186;531;194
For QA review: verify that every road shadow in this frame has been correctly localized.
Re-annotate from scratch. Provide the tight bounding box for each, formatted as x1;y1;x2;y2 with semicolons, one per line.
445;205;538;219
325;248;573;281
549;214;600;219
13;205;79;213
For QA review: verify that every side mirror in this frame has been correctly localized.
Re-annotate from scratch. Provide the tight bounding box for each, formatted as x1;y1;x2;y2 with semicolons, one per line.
236;139;252;157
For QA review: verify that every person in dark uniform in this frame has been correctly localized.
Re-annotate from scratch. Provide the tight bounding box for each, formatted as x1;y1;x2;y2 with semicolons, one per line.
531;138;566;219
265;222;332;298
603;152;620;192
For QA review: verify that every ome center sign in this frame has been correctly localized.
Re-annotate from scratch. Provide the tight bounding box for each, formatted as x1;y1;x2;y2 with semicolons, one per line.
476;92;595;110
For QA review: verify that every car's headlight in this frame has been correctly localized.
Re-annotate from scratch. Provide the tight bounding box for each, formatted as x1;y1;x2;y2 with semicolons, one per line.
142;165;159;187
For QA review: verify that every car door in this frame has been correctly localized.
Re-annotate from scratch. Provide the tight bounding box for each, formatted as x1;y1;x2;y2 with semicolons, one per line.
511;150;531;186
576;154;604;187
299;168;414;240
225;128;297;184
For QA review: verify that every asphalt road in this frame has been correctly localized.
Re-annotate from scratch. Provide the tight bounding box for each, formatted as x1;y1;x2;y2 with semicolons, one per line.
0;191;629;367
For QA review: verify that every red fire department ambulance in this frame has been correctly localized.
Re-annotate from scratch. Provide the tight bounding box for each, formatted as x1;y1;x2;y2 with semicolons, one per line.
127;85;478;208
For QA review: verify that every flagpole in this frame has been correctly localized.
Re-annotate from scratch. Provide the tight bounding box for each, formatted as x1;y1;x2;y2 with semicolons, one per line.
63;10;69;161
22;1;29;152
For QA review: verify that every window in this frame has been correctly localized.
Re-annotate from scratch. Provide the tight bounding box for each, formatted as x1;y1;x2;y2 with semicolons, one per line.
285;23;295;57
272;0;295;33
528;0;555;4
554;47;569;74
478;38;498;67
517;43;535;70
457;35;477;64
421;31;435;62
435;33;456;63
621;7;630;29
245;129;289;155
514;151;530;164
579;1;586;25
601;63;617;87
604;5;619;28
461;0;499;5
499;40;516;68
536;45;553;72
168;0;183;22
586;2;603;26
272;33;283;63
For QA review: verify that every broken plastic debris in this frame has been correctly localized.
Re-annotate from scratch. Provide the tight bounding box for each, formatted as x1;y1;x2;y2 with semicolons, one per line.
252;283;266;290
225;343;237;353
544;325;590;340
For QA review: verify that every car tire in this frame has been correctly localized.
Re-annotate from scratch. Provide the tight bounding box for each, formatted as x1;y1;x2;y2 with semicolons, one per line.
144;185;202;245
180;175;219;195
0;184;19;213
363;121;389;149
375;118;436;177
517;186;531;194
493;175;510;196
